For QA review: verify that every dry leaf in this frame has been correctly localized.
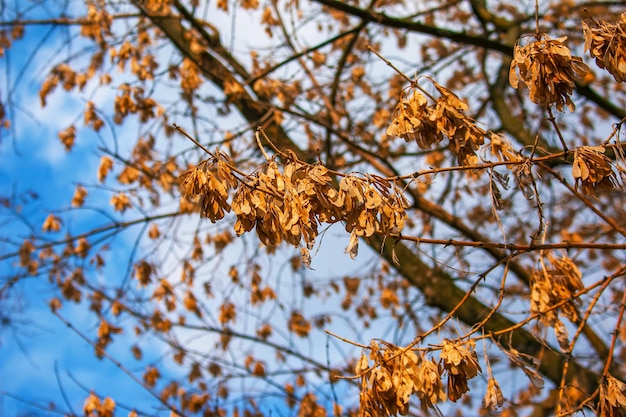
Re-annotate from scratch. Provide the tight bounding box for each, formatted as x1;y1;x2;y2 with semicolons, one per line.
42;214;61;232
510;35;588;111
72;185;88;207
572;146;620;196
288;311;311;337
482;377;504;409
583;13;626;82
58;125;76;151
110;193;131;212
98;156;113;182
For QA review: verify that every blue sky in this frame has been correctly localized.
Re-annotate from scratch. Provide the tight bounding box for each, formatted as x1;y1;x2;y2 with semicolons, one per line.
0;9;166;414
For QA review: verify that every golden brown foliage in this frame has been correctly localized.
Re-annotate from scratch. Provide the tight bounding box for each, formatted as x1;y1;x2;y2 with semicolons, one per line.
510;35;589;111
583;13;626;82
178;144;408;260
572;146;620;195
386;81;485;165
3;2;626;417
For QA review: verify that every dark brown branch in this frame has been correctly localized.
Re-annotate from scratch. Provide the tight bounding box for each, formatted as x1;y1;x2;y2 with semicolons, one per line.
130;3;316;163
132;0;610;396
393;235;626;251
311;0;626;119
311;0;513;54
246;25;365;88
367;234;601;393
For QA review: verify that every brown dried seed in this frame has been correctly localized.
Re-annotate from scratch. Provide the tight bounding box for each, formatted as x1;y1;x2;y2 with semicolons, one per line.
510;35;588;111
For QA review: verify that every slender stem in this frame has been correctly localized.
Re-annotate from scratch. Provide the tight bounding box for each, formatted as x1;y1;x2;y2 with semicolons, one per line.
365;42;414;84
324;330;369;349
53;311;182;416
255;128;271;162
556;272;614;414
535;0;540;34
0;14;142;27
547;106;569;152
601;281;626;377
173;123;213;156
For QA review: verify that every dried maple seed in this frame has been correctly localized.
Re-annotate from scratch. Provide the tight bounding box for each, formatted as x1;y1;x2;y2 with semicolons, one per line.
440;340;481;402
387;82;485;165
598;375;626;415
583;13;626;82
572;146;620;196
357;344;446;416
482;377;504;409
510;35;589;111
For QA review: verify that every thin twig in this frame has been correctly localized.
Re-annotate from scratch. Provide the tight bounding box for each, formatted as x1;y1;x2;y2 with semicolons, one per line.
173;123;214;156
556;270;615;414
601;276;626;378
324;330;369;349
540;163;626;237
54;361;77;417
365;42;414;84
486;270;621;338
0;212;180;264
255;128;271;161
392;234;626;251
0;14;143;27
244;26;364;88
547;106;569;152
53;311;182;416
535;0;540;34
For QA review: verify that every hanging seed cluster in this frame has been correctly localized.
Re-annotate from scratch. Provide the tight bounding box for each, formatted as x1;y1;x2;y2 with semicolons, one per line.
583;13;626;82
530;252;584;351
598;375;626;416
178;149;408;263
386;81;485;165
440;339;482;402
530;252;583;327
355;340;485;416
572;146;620;196
509;35;589;111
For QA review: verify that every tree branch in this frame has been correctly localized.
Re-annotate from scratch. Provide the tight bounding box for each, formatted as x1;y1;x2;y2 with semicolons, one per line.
311;0;626;119
132;0;609;398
